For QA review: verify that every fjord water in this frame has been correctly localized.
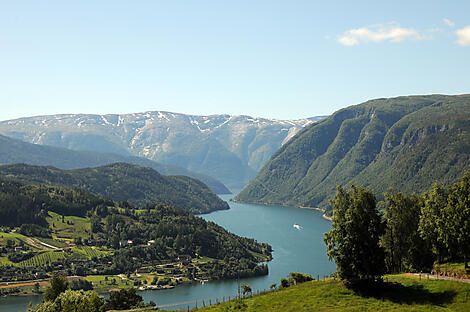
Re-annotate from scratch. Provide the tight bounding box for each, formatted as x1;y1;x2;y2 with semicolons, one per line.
139;194;335;309
2;193;334;311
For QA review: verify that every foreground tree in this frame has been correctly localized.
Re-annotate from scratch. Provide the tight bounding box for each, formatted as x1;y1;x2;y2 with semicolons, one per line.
43;273;68;301
418;183;449;263
324;185;385;284
27;289;105;312
105;288;144;310
382;192;432;272
439;172;470;268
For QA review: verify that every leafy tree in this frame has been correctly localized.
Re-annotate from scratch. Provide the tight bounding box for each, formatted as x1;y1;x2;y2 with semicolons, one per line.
70;279;94;291
439;172;470;268
288;272;313;285
241;283;252;296
324;185;385;283
105;288;144;310
27;289;105;312
280;278;290;288
382;192;432;272
418;183;449;262
44;273;68;301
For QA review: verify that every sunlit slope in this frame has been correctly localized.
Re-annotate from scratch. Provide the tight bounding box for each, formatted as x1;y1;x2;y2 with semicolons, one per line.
235;94;470;212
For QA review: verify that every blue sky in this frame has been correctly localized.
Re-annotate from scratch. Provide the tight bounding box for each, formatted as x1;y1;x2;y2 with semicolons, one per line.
0;1;469;121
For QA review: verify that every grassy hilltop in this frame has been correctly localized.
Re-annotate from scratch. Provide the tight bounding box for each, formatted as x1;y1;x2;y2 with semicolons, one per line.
175;274;470;312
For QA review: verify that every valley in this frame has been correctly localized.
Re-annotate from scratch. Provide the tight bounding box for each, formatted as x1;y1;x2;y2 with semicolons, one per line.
0;113;326;190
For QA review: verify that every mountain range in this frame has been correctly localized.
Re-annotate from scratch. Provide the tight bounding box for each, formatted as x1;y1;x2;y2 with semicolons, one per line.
235;94;470;213
0;112;325;190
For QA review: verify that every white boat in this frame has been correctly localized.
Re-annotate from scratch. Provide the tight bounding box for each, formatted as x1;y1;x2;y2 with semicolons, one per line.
293;224;301;230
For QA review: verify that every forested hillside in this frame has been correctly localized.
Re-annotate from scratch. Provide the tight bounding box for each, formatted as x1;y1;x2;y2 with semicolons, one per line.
0;163;229;214
0;134;230;194
235;94;470;213
0;178;271;280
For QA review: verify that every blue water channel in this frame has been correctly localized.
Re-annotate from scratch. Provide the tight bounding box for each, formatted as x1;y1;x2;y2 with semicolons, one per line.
1;193;335;311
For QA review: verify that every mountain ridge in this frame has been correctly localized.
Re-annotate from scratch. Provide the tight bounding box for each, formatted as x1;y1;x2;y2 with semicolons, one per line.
0;111;326;190
0;134;230;194
235;94;470;213
0;162;229;214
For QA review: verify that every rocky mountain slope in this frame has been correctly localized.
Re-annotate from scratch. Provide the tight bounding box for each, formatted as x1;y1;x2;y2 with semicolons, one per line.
0;163;229;214
0;134;229;194
0;112;325;190
235;94;470;213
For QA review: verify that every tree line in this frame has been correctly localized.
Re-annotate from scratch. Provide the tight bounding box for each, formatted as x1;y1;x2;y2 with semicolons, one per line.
324;172;470;284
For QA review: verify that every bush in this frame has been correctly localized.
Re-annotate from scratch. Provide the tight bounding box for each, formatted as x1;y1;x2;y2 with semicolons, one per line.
105;288;144;310
289;272;313;285
280;278;289;288
69;279;93;291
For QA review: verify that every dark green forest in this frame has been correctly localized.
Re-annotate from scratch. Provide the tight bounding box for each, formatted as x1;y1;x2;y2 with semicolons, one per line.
0;163;229;214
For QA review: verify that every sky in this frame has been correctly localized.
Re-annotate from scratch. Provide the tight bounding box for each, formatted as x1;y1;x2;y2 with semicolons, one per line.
0;0;469;121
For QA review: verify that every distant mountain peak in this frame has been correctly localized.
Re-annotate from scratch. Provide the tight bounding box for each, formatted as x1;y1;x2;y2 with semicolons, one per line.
0;111;326;190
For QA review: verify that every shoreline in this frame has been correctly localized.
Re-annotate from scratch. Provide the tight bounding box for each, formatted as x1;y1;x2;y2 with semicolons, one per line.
231;199;332;222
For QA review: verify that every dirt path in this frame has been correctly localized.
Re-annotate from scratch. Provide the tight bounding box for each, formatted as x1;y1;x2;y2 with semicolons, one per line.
0;281;49;289
406;273;470;283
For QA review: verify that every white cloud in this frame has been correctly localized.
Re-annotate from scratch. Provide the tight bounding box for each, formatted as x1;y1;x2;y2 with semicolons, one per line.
337;23;422;46
456;26;470;46
443;18;455;27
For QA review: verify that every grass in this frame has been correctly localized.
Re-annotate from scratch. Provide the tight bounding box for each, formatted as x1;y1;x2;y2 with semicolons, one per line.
47;211;91;239
189;274;470;312
84;275;132;291
18;250;66;267
73;246;111;259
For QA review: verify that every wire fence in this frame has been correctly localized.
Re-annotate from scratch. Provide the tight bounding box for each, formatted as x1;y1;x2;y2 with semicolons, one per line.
150;275;334;311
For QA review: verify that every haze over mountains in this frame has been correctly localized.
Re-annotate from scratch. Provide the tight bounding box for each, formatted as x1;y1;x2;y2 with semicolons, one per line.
0;112;325;190
0;134;229;194
235;94;470;213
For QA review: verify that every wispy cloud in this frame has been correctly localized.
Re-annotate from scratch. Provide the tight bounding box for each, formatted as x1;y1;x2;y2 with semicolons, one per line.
443;18;455;28
456;26;470;46
337;23;421;46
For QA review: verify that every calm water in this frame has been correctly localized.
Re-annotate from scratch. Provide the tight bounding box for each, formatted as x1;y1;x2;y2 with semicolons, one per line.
0;194;335;311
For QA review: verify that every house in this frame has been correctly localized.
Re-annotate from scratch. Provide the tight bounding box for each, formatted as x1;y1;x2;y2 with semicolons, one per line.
119;239;134;247
147;240;156;246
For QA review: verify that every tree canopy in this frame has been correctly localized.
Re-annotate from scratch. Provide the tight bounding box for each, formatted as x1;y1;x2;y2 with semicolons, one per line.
324;185;385;283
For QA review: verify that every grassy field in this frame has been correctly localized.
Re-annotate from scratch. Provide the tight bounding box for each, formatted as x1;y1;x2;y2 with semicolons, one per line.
183;274;470;312
18;250;66;267
47;211;91;239
84;275;133;291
